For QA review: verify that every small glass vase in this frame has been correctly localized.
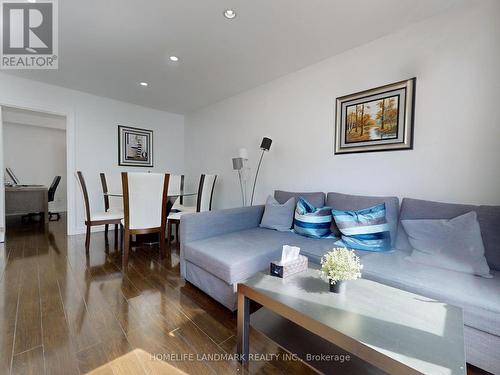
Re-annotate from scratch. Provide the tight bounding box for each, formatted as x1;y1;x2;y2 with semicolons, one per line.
329;281;346;294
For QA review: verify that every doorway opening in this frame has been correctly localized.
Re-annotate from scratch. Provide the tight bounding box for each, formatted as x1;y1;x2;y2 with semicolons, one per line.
1;106;67;238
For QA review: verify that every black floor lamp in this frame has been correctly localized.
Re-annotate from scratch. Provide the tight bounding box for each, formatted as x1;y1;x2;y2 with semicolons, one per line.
250;137;272;205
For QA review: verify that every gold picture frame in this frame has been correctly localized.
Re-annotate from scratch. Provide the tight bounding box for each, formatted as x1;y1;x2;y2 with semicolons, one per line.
334;78;415;154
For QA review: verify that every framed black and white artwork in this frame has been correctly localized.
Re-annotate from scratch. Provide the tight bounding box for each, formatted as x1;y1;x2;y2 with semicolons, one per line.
118;125;153;167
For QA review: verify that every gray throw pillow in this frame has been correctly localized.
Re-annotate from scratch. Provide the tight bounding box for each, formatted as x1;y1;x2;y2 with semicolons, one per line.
260;196;295;231
402;211;491;278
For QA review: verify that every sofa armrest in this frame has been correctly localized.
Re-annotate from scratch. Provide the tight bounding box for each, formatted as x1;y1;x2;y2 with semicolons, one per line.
179;205;264;278
180;205;264;244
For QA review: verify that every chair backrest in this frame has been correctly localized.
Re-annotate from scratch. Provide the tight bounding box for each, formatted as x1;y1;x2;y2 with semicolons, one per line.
48;176;61;202
122;172;169;230
196;174;217;212
169;174;185;204
76;171;91;222
99;173;110;211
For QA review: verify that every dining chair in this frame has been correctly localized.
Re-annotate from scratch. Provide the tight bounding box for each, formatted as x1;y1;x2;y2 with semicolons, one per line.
100;173;123;243
167;174;217;244
121;172;170;270
169;174;185;211
76;171;123;254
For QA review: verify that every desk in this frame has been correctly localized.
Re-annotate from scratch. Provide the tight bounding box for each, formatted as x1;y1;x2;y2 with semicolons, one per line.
5;186;49;224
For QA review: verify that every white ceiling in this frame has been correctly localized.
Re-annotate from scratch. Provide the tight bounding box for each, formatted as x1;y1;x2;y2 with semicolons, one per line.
6;0;459;114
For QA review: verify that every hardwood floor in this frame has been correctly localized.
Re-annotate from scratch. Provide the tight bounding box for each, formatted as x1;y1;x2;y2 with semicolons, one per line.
0;216;316;375
0;215;492;375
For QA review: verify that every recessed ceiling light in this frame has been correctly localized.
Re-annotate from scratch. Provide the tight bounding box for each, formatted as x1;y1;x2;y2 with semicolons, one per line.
169;55;179;62
223;9;236;19
139;82;148;87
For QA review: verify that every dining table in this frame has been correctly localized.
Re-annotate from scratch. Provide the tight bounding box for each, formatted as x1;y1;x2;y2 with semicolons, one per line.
105;191;197;211
104;191;197;245
105;192;197;198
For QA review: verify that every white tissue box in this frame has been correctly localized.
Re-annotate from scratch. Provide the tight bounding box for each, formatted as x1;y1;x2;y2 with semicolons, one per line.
270;255;308;278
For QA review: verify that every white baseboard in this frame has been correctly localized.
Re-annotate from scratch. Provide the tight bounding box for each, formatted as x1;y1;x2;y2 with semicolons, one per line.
51;205;67;213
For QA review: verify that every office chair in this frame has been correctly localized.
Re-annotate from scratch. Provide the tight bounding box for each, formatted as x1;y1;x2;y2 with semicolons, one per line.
21;176;62;223
48;176;62;221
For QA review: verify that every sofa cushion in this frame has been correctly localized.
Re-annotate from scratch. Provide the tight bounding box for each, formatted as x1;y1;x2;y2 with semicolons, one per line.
260;196;295;231
275;190;325;208
332;203;391;252
326;192;399;247
403;212;491;278
183;227;357;284
184;228;291;284
361;251;500;336
294;197;333;238
396;198;500;271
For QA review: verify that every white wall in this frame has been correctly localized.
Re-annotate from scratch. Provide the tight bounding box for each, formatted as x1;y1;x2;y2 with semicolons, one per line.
3;122;67;212
0;73;184;235
185;0;500;209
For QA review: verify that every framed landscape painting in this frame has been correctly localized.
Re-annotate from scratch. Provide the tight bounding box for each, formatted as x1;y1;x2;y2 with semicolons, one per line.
118;125;153;167
334;78;415;154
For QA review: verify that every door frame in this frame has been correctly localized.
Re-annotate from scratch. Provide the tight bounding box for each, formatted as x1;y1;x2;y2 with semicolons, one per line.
0;99;77;235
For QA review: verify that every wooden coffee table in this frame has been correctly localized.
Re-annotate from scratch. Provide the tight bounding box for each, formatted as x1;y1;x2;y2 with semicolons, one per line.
237;266;466;375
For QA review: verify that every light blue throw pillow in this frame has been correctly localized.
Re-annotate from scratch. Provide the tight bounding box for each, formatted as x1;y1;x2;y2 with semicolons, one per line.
293;197;333;238
260;196;295;231
332;203;391;251
402;211;491;278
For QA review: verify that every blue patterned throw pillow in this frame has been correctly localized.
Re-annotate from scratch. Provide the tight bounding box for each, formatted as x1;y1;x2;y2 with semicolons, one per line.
332;203;391;251
293;197;333;238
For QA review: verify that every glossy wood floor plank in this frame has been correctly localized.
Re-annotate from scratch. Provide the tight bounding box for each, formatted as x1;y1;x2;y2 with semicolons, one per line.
11;345;45;375
13;254;42;355
0;245;22;374
76;342;110;374
54;257;101;353
38;250;80;375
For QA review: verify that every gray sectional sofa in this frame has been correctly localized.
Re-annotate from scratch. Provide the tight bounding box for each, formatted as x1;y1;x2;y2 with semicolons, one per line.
180;190;500;373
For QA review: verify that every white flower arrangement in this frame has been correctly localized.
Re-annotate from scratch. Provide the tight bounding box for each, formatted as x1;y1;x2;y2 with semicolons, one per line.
320;247;363;285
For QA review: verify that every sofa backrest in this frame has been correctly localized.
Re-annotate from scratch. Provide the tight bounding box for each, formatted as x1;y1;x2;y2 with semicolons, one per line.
326;192;400;247
397;198;500;270
274;190;325;208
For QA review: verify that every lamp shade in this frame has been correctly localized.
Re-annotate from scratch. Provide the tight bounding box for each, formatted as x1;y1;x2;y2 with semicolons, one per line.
238;148;248;159
260;137;272;151
232;157;244;170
